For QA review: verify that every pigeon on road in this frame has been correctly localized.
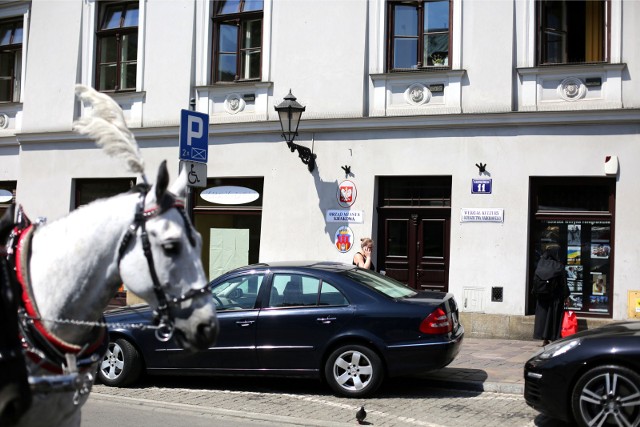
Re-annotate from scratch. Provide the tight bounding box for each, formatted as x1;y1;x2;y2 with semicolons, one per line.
356;406;367;424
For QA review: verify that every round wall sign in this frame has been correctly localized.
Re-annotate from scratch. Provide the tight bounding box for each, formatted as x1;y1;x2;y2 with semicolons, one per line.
337;180;357;208
334;226;355;253
0;189;12;203
200;186;260;205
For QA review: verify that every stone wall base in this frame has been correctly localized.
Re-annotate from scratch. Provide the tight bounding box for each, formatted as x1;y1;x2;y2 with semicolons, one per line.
459;312;615;340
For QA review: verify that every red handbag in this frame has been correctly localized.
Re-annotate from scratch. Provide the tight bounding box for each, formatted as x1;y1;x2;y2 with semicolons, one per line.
561;310;578;338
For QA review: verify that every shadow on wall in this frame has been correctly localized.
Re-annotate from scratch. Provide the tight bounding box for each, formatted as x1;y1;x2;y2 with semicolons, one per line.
309;157;357;254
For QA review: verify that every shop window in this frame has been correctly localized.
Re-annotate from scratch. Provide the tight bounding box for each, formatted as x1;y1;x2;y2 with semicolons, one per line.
95;1;139;92
538;0;607;65
0;181;16;220
387;0;451;70
529;178;615;317
74;178;135;308
74;178;135;208
194;177;263;280
212;0;263;83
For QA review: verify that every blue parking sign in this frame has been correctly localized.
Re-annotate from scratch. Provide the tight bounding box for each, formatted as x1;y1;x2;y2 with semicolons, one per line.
179;109;209;163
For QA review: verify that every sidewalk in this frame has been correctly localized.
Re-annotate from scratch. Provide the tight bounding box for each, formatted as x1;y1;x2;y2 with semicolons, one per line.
417;337;543;394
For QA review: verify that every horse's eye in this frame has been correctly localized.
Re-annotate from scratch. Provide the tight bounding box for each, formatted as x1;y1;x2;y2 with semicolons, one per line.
161;241;181;256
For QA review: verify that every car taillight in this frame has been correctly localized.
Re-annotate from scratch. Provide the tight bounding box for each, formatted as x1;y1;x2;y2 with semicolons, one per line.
419;307;452;334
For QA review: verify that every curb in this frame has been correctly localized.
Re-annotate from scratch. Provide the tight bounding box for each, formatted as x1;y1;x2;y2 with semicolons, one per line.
425;378;524;395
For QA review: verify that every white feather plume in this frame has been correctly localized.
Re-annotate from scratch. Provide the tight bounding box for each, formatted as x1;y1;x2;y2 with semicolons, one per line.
73;84;145;175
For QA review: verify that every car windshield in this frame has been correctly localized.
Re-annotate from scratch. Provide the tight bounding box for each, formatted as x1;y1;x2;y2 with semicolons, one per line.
342;269;417;299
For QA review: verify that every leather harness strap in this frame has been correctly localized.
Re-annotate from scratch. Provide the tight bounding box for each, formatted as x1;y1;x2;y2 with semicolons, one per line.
11;211;107;373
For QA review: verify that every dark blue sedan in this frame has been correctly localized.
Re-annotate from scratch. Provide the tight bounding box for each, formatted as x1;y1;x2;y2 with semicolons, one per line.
99;262;464;397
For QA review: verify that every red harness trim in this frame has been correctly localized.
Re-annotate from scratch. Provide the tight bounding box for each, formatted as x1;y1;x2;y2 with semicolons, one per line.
14;223;106;359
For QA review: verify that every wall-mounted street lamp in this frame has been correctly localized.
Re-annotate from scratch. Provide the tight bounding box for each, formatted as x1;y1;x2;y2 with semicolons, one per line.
274;90;316;172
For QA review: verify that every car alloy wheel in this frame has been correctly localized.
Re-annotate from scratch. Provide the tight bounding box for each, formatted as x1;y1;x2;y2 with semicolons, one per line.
325;344;383;398
98;338;142;387
571;364;640;427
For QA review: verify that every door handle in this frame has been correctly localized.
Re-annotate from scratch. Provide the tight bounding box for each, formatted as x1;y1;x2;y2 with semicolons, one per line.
236;320;255;327
316;317;336;324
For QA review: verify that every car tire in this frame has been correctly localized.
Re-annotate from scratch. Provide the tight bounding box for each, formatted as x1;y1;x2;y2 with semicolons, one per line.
97;338;142;387
324;344;384;398
571;364;640;427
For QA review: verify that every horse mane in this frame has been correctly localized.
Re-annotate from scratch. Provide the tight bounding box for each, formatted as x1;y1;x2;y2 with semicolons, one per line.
72;85;145;179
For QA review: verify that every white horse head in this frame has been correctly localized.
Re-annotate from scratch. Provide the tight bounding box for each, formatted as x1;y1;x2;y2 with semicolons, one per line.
117;161;218;351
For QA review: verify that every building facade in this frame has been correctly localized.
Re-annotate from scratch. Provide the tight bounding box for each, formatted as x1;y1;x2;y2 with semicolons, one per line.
1;0;639;337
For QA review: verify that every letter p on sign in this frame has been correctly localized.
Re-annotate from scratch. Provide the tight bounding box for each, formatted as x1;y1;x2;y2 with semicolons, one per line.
187;115;203;146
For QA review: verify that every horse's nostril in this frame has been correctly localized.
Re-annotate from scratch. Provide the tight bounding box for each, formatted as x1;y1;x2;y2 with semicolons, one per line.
197;321;218;346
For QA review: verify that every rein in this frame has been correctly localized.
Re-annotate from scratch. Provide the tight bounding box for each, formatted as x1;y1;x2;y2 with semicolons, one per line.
116;185;208;342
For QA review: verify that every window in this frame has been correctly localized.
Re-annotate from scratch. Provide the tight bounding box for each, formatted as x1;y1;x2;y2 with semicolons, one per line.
96;1;139;91
0;18;23;102
212;0;263;82
211;274;265;310
268;274;348;308
74;178;135;208
538;0;607;65
387;0;451;71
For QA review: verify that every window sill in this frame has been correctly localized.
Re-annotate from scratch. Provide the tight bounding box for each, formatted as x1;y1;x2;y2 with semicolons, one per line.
194;82;273;123
80;91;145;128
370;69;466;117
0;102;23;133
517;62;626;76
517;63;626;112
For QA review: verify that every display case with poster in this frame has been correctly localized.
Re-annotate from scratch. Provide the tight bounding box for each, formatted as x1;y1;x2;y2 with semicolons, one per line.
532;220;612;316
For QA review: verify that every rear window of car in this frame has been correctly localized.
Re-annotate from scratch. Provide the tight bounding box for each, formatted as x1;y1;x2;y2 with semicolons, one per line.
342;269;417;299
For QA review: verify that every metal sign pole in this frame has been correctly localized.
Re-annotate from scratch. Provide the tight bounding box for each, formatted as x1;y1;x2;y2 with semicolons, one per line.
184;98;196;220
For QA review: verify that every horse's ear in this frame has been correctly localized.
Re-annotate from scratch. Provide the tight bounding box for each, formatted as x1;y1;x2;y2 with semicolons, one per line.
155;160;170;201
169;165;188;198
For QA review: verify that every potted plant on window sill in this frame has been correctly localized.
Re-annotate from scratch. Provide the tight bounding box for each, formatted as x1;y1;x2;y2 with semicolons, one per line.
430;52;447;67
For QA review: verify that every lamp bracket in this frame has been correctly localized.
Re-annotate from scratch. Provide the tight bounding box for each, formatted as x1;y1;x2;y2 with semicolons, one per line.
286;140;316;172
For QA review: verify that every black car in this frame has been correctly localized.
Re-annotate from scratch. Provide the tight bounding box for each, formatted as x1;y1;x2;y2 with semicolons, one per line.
99;261;464;397
524;321;640;426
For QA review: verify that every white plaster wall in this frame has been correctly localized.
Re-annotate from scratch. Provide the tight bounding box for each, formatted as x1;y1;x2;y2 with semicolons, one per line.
269;0;367;119
142;1;195;126
0;144;20;180
621;0;640;107
461;0;514;113
21;0;81;132
201;121;640;319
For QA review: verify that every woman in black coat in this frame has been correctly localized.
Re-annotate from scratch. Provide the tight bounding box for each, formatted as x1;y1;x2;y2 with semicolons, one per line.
533;245;571;346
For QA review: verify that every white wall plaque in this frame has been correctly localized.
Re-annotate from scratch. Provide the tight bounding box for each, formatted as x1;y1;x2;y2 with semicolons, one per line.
326;210;364;224
460;208;504;223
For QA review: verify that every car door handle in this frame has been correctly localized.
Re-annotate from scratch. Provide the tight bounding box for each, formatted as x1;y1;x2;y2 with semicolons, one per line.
236;320;255;327
316;317;336;324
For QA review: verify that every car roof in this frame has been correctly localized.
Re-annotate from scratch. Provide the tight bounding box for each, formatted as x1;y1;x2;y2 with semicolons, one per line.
225;261;358;274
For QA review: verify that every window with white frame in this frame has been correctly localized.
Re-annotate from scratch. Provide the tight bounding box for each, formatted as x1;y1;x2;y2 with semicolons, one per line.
387;0;451;70
538;0;607;65
95;1;139;92
0;18;23;102
212;0;263;83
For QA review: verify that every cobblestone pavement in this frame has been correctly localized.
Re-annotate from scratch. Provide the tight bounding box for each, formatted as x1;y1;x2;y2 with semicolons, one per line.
91;378;557;427
90;337;566;426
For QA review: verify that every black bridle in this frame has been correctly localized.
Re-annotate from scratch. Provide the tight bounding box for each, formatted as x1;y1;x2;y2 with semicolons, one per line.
116;186;209;342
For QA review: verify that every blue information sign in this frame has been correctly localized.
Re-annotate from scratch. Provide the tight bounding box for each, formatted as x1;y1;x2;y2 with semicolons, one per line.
179;109;209;163
472;179;492;194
